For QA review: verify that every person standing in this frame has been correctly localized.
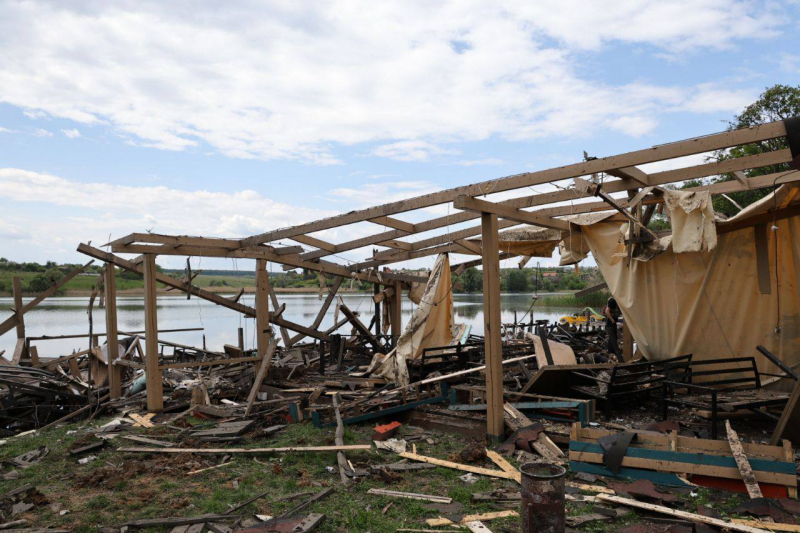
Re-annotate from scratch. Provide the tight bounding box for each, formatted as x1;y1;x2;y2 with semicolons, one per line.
603;296;622;360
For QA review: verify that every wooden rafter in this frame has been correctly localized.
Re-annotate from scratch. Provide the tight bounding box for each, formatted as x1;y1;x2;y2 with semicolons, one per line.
239;121;787;247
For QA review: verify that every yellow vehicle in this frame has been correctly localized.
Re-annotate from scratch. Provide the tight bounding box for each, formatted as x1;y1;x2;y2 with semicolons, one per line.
559;307;604;326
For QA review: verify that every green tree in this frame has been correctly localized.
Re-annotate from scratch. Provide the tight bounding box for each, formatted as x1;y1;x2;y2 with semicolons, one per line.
27;268;64;292
506;270;529;292
460;267;483;292
708;84;800;217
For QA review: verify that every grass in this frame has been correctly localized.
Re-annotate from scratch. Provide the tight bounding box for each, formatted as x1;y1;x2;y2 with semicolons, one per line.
537;290;610;309
0;415;748;532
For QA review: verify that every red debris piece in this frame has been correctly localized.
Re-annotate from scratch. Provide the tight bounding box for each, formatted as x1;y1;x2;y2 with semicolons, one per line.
372;421;401;441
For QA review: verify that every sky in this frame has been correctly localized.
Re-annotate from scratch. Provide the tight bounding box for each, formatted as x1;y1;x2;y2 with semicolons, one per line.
1;0;799;272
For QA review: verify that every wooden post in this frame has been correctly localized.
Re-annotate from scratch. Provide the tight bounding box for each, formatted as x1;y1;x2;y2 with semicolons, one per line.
11;276;27;364
622;320;633;362
238;327;245;350
255;259;271;375
481;212;504;442
104;265;122;399
143;254;163;412
390;281;402;345
373;284;381;336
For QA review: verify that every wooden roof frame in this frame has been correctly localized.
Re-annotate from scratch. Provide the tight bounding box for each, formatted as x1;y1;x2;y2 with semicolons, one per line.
98;119;797;277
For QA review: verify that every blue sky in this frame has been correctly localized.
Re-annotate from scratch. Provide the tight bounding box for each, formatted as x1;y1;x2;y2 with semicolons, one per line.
1;1;799;270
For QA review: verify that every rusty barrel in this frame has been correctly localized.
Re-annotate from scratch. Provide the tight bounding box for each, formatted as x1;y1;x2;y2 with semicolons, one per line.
520;462;566;533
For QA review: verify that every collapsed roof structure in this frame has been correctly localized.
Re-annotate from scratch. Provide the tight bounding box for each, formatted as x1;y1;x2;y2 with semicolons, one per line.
45;116;798;442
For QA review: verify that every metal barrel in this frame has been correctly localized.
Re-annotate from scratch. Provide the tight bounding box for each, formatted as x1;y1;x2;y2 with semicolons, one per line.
520;462;567;533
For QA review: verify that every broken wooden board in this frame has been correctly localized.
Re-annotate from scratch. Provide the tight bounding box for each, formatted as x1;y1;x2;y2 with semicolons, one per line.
190;420;255;438
119;445;372;454
597;494;767;533
726;420;763;499
367;488;451;504
399;452;519;481
426;510;519;527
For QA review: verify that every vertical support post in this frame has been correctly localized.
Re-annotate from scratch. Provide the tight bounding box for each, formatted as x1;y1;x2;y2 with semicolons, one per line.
238;327;245;350
390;281;402;346
481;212;504;442
373;284;381;336
104;265;122;399
622;319;633;362
255;259;271;375
143;254;163;412
12;276;24;339
11;276;27;364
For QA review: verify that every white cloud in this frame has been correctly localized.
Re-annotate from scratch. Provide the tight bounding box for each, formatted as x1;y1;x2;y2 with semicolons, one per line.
780;53;800;73
61;128;81;138
679;84;756;114
32;128;52;137
372;141;457;162
0;126;10;133
0;168;332;248
455;158;504;167
0;218;29;240
0;1;784;164
330;180;441;207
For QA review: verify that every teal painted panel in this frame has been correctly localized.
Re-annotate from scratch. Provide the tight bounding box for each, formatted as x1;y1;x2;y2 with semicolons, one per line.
569;441;794;475
569;461;689;487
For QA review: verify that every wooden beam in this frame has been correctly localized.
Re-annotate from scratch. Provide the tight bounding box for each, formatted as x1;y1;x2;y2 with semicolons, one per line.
104;265;122;399
143;254;163;412
255;259;271;374
339;303;383;352
241;120;787;246
455;239;482;255
481;213;504;441
109;242;425;286
291;234;338;253
726;420;763;499
370;216;415;233
732;170;752;189
608;166;650;185
455;195;571;231
245;336;277;416
286;276;343;347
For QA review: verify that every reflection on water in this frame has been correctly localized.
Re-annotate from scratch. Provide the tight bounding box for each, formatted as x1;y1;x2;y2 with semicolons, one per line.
0;293;581;358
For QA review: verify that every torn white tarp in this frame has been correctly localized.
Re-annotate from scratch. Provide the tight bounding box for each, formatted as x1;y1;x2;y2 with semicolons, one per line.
663;189;717;253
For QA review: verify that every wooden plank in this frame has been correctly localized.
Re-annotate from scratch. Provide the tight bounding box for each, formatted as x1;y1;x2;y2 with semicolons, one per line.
339;303;383;351
241;120;787;246
399;452;519;481
726;420;763;498
130;413;156;428
123;514;239;527
11;338;26;366
104;265;122;399
455;195;571;231
486;449;519;475
426;511;519;527
597;494;768;533
245;336;278;416
732;519;800;532
119;445;372;454
608;166;650;185
143;254;163;412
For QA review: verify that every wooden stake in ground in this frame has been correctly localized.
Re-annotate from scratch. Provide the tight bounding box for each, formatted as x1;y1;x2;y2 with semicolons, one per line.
726;420;763;499
332;392;350;484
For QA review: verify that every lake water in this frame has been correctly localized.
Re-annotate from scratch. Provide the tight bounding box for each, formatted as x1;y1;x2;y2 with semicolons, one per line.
0;293;581;358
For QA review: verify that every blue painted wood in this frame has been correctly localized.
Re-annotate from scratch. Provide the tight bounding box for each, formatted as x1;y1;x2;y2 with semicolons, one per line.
569;461;689;487
449;401;580;411
570;441;795;475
